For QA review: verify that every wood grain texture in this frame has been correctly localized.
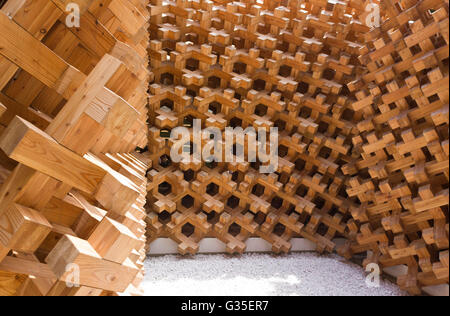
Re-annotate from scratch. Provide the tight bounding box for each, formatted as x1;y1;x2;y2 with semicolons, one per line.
0;0;150;297
46;234;139;293
0;116;106;194
0;203;52;253
0;271;26;296
0;11;68;88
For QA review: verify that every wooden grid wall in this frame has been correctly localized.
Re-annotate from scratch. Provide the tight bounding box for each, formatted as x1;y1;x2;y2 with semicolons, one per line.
146;0;449;295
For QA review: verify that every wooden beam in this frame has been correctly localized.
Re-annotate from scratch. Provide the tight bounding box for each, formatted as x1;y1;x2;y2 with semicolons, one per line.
0;116;140;215
46;54;122;145
0;93;52;131
0;256;56;280
51;0;91;14
0;203;52;260
88;216;139;264
46;281;103;296
0;11;68;88
0;102;6;118
0;116;106;194
46;234;139;292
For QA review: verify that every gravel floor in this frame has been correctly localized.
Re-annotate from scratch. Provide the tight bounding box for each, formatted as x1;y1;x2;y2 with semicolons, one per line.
142;253;408;296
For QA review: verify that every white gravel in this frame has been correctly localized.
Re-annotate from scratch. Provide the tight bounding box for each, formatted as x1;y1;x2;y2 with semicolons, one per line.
142;253;408;296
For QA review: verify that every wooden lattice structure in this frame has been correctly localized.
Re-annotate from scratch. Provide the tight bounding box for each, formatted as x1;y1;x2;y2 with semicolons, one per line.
146;0;449;295
0;0;447;297
340;0;449;295
0;0;150;296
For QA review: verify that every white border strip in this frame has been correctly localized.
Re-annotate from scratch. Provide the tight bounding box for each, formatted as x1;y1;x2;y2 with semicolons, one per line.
148;237;346;255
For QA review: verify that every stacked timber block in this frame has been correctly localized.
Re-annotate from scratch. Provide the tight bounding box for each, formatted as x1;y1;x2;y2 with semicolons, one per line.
339;0;449;295
0;0;150;296
146;0;449;295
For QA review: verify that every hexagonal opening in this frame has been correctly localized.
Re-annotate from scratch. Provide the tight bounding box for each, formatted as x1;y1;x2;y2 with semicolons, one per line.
294;158;306;171
186;58;199;71
323;68;336;80
279;65;292;78
253;79;266;91
271;196;284;209
228;223;241;237
160;127;172;138
208;76;221;89
297;81;309;94
313;196;326;209
159;154;172;168
161;72;174;85
185;33;198;44
317;223;329;236
183;115;194;128
329;205;340;217
233;62;247;75
274;172;284;184
286;204;297;216
227;195;240;209
184;169;195;182
182;223;195;237
206;183;219;196
273;223;286;237
204;155;216;164
181;195;195;208
255;104;268;117
205;160;218;169
254;211;267;225
274;119;286;132
296;184;308;198
158;181;172;196
298;106;312;119
342;108;355;121
319;146;331;159
252;183;265;197
208;101;222;115
318;121;330;134
186;89;197;99
279;145;289;158
230;117;243;128
158;211;171;224
206;211;219;225
160;98;174;111
250;161;261;171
